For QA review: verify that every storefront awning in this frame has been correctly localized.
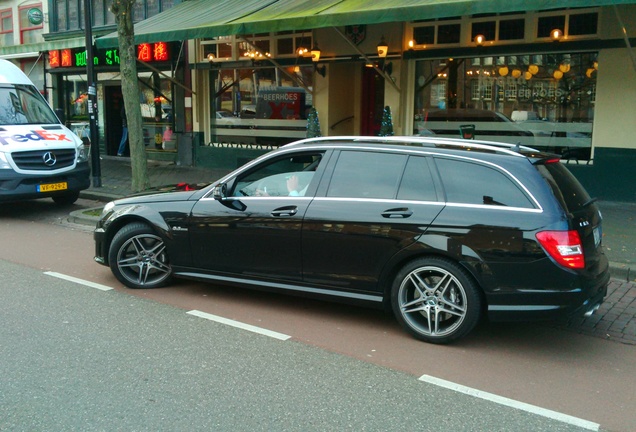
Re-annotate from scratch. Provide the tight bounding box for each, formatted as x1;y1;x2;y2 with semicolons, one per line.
96;0;636;49
0;37;86;58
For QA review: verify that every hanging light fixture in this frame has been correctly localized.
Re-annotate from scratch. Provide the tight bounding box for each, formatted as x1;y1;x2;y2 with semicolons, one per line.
311;43;321;62
498;66;509;77
524;71;533;80
553;70;563;80
528;64;539;75
551;28;563;41
559;63;571;73
511;69;522;78
377;36;388;58
474;34;485;46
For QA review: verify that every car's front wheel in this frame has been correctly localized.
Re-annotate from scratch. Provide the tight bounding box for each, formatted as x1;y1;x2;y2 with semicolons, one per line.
108;222;172;289
391;257;482;344
52;191;79;205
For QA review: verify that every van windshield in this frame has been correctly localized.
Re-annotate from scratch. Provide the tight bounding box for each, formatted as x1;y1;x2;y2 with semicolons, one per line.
0;84;59;126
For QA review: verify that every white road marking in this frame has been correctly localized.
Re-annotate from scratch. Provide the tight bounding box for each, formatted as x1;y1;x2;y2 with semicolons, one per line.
44;272;114;292
186;310;291;341
418;374;599;431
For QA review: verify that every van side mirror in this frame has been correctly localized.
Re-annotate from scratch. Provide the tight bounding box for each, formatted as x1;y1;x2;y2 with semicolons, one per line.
54;108;65;125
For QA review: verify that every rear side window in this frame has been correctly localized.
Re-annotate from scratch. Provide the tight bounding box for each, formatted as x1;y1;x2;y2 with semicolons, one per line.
536;162;592;212
327;151;406;199
436;158;534;208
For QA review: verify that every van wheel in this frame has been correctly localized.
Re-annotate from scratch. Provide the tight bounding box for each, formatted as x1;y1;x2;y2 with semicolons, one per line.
108;222;172;289
391;257;482;344
52;191;79;205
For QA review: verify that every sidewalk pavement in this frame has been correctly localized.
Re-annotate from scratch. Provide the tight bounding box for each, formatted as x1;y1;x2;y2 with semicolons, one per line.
74;156;636;345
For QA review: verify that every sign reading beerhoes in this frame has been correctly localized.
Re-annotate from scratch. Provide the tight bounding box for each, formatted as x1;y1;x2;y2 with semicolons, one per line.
256;90;306;120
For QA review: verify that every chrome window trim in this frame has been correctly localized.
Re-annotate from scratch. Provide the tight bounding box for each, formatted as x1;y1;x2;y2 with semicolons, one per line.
311;197;542;213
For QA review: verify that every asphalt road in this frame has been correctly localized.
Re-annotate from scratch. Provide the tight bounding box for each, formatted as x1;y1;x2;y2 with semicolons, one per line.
1;198;635;431
0;259;589;432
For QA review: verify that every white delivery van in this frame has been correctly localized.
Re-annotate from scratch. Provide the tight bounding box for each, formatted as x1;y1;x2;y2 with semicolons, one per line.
0;59;90;205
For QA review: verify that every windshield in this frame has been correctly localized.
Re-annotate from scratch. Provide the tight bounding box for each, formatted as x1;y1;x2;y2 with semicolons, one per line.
0;84;59;126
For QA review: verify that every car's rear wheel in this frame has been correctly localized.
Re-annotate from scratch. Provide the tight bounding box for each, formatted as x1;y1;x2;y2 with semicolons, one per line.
391;257;482;344
108;222;172;289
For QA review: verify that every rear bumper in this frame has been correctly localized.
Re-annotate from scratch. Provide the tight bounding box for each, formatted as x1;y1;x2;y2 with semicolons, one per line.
486;265;610;322
0;162;90;202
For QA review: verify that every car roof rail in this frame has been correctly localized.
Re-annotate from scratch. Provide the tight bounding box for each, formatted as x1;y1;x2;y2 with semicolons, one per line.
288;136;539;158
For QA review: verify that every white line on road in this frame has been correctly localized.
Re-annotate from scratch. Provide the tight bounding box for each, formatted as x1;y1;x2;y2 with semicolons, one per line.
44;272;114;292
418;374;599;431
186;310;291;341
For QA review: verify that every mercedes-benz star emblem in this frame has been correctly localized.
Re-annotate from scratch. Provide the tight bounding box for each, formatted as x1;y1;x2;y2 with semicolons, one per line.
43;152;57;167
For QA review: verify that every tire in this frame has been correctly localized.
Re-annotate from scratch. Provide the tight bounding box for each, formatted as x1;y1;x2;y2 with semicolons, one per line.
108;222;172;289
52;191;80;205
391;257;482;344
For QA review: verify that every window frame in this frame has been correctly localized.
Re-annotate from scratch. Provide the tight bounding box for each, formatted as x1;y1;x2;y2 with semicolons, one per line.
0;8;13;46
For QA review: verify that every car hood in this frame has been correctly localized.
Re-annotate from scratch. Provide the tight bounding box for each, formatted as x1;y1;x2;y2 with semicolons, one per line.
114;182;211;205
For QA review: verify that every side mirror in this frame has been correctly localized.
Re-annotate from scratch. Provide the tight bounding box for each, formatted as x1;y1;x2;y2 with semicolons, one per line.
54;108;66;125
212;183;227;200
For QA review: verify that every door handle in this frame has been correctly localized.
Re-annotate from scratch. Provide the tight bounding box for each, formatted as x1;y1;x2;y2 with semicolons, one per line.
381;208;413;218
271;206;298;217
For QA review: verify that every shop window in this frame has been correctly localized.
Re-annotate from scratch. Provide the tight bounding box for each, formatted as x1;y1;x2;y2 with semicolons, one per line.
19;4;43;44
471;21;496;43
499;19;525;40
569;12;598;36
537;15;565;38
437;24;460;44
413;52;598;161
210;65;312;147
0;9;12;46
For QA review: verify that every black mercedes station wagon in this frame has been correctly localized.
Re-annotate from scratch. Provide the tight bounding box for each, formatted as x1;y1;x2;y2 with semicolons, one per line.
94;136;609;344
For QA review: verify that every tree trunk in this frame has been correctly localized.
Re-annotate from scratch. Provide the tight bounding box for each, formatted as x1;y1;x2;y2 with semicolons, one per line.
111;0;150;192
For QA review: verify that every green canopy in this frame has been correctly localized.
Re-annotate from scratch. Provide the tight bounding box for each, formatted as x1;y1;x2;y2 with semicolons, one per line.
0;37;86;57
96;0;636;49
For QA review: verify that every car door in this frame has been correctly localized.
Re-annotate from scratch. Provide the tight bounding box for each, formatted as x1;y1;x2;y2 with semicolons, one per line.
188;150;327;282
301;149;444;293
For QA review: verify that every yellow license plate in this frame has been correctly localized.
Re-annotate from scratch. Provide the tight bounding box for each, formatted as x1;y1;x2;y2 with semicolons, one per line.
38;182;68;192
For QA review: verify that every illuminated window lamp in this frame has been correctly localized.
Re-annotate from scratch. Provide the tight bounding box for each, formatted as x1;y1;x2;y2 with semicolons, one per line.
297;46;308;57
551;28;563;41
474;34;485;46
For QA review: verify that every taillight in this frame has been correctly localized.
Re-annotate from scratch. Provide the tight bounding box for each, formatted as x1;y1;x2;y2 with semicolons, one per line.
536;230;585;269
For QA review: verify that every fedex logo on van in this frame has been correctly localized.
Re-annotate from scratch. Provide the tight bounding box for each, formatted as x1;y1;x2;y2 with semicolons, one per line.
0;130;72;146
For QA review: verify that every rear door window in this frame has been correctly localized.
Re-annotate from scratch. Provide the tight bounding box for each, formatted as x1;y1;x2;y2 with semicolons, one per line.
326;151;406;199
435;157;535;208
397;156;438;202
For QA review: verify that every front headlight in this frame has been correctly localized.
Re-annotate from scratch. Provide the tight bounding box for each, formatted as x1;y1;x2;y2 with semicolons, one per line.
0;152;11;169
101;201;116;217
77;139;91;163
